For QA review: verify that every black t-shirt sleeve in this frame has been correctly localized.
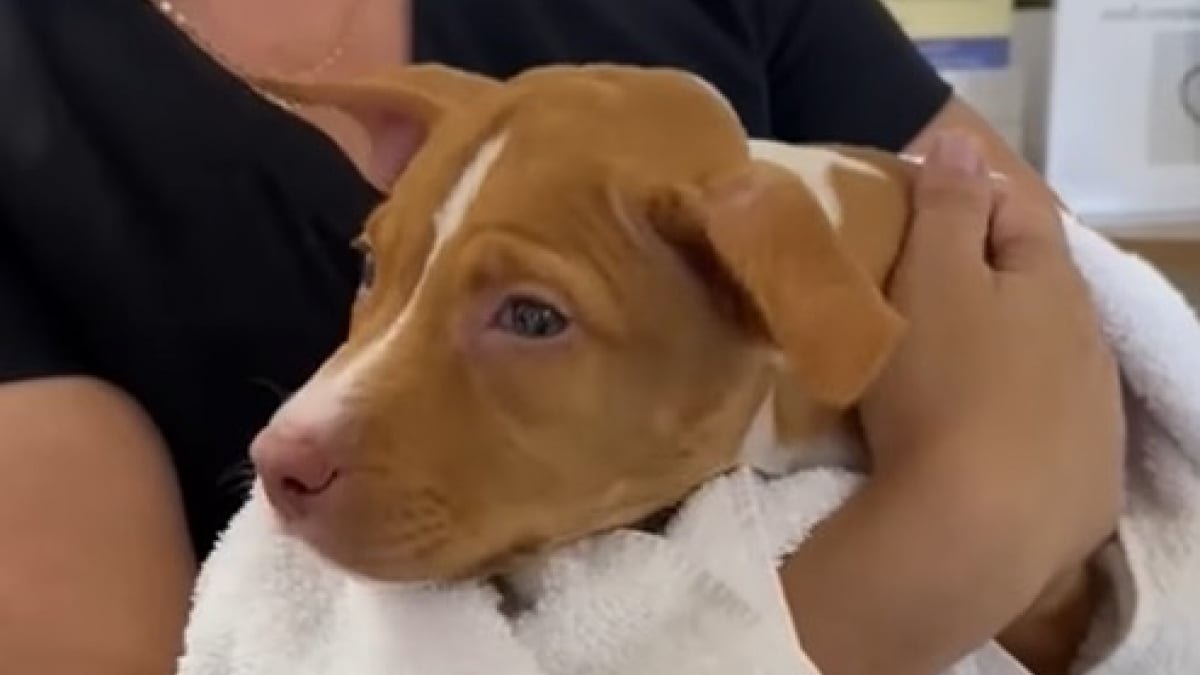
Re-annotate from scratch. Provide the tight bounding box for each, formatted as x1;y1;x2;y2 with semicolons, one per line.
0;244;81;383
760;0;953;150
0;3;81;384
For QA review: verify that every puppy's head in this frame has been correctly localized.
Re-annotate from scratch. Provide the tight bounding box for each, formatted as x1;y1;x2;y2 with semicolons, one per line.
249;65;907;582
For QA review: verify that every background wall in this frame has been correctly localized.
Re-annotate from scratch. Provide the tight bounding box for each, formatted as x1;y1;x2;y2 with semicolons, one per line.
1009;7;1200;306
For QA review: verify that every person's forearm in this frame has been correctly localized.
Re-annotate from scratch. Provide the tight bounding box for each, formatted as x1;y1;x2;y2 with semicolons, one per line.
7;644;175;675
3;594;185;675
997;562;1102;675
779;456;1062;675
0;379;196;675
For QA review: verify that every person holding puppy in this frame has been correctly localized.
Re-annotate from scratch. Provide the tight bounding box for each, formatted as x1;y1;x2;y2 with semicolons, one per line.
0;1;1122;674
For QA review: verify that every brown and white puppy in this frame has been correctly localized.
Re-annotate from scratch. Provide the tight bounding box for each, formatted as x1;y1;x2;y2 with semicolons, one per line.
247;64;917;584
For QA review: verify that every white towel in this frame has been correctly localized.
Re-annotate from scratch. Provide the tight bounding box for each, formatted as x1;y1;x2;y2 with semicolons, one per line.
176;215;1200;675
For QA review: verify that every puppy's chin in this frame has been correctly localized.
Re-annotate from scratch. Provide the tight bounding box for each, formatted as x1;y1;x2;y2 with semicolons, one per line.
286;522;548;585
274;480;706;584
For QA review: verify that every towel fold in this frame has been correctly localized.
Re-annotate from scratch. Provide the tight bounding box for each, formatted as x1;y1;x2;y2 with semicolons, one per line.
176;215;1200;675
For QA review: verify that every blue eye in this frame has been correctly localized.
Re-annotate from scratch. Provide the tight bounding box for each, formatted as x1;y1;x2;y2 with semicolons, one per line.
359;253;375;289
493;295;570;338
352;238;374;289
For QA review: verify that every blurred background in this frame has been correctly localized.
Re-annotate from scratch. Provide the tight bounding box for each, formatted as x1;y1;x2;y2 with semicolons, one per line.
882;0;1200;303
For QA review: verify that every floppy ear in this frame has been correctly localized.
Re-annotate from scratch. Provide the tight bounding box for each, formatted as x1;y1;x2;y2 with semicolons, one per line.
642;159;905;408
255;65;503;188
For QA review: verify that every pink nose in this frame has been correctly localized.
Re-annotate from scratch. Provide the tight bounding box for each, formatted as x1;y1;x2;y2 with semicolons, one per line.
250;422;343;522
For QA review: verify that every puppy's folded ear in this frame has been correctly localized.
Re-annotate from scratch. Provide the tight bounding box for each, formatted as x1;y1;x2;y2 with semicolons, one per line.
641;159;905;408
255;65;503;188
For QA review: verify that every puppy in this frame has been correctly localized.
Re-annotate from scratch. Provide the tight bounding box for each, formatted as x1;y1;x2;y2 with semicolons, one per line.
247;63;916;583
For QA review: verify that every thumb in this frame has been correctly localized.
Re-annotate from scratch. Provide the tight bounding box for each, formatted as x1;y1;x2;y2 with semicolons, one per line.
988;185;1072;275
898;132;996;282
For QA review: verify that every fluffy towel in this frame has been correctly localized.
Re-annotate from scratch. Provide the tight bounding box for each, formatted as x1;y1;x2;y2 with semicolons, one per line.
175;216;1200;675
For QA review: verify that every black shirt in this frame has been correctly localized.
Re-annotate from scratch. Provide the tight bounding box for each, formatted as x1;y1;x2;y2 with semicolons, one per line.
0;0;951;557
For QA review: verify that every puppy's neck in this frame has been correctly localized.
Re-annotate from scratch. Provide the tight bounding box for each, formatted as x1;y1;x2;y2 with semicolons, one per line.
727;139;914;476
738;370;868;477
736;385;782;471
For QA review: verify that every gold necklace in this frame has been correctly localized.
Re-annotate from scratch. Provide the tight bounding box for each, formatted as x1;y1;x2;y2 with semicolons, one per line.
151;0;364;111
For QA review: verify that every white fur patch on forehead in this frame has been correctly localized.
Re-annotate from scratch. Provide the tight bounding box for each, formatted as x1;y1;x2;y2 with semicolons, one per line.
432;133;510;248
344;131;511;373
747;139;886;230
266;132;512;430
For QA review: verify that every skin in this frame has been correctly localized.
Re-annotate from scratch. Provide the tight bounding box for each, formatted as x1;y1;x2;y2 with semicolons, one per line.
783;132;1123;675
0;378;195;675
0;1;1122;673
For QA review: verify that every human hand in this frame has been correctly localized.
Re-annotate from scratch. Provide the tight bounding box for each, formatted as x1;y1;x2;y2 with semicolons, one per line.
859;131;1125;670
779;132;1123;675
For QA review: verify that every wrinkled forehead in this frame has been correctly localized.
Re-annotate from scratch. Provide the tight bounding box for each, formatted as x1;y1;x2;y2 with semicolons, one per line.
364;67;753;270
499;68;749;176
372;135;629;291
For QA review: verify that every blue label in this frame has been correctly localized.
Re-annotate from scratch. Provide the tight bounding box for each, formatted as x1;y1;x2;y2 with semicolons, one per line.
917;36;1011;71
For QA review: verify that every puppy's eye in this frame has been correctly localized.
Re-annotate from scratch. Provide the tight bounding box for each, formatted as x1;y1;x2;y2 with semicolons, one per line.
492;295;570;339
352;238;375;289
359;252;376;289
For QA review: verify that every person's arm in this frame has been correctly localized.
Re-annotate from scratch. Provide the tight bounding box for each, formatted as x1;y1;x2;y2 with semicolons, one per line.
0;378;196;675
779;133;1122;675
894;84;1107;675
0;257;196;674
847;32;1106;674
758;1;1120;670
856;67;1111;675
779;456;1068;675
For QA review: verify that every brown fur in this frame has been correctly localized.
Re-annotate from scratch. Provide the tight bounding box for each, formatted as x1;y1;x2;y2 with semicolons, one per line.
252;64;917;582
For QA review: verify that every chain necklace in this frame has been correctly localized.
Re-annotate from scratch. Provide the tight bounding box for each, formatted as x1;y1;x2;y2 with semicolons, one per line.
151;0;364;111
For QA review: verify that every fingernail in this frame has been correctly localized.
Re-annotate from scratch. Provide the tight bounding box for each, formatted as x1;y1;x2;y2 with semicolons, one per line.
930;132;983;176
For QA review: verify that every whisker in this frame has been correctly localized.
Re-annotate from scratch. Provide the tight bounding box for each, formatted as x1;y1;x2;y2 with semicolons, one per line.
249;376;293;405
217;457;258;498
218;377;300;500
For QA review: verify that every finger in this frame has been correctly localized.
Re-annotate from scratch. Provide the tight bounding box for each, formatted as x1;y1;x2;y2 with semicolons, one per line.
988;185;1072;275
897;132;997;285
